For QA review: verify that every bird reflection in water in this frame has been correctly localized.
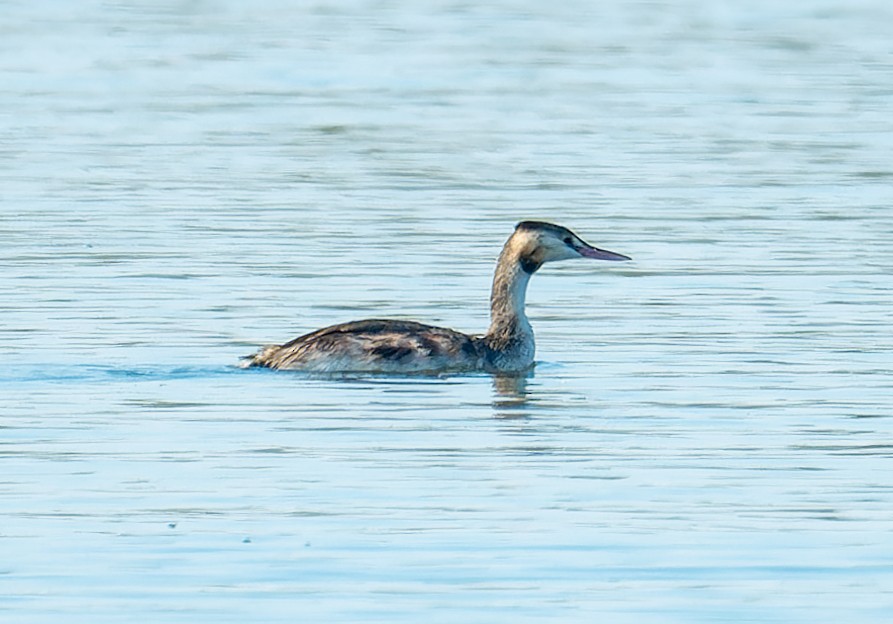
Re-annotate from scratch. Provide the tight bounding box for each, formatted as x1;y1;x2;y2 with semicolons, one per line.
491;372;532;419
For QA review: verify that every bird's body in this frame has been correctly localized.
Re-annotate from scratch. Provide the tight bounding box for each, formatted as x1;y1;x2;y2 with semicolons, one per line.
242;221;629;374
248;319;481;374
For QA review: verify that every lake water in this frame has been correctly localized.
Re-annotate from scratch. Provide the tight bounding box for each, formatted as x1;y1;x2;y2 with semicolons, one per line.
2;1;892;622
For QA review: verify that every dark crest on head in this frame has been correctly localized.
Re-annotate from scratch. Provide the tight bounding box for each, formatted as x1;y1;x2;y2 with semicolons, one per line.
515;221;571;238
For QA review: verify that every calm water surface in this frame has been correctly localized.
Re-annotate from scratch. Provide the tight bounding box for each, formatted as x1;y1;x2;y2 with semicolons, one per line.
2;1;892;622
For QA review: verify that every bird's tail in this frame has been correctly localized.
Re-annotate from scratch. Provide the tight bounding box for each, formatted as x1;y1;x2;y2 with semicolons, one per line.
238;345;279;369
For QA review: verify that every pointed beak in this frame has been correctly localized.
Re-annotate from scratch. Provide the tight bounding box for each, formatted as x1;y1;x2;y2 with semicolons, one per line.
576;243;631;261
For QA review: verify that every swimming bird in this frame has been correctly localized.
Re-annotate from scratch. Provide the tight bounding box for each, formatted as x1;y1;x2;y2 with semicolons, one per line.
242;221;630;374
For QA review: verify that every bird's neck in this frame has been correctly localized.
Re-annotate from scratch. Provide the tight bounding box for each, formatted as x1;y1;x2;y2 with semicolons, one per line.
483;243;535;371
488;247;531;333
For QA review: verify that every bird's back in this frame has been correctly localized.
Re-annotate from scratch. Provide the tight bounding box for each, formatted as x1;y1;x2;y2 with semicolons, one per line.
243;319;482;373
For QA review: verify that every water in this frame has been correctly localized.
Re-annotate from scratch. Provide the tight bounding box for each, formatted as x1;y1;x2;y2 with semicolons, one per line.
2;1;892;622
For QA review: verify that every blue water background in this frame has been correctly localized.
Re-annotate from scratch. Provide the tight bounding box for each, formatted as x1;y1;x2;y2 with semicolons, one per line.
2;1;892;622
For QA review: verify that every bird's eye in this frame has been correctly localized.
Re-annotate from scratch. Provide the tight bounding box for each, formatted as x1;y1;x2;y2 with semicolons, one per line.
563;236;573;245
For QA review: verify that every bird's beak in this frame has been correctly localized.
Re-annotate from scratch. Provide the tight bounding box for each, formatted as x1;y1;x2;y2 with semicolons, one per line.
576;242;631;261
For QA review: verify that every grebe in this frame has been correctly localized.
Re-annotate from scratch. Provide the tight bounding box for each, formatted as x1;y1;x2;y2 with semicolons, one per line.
242;221;630;374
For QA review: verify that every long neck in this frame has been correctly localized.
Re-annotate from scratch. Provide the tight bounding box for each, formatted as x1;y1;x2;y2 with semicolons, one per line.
487;243;532;337
481;234;539;372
